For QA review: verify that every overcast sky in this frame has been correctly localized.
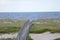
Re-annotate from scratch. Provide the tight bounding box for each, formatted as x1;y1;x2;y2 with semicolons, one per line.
0;0;60;12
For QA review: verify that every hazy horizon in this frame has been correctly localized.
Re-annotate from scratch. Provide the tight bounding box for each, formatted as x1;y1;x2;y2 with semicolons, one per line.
0;12;60;20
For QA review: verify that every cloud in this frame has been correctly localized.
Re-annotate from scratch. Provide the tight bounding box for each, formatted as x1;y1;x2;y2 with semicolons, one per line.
0;0;60;12
0;0;20;5
0;0;7;4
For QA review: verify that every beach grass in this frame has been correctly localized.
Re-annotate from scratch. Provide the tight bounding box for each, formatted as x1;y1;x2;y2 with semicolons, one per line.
0;18;26;33
0;18;60;33
30;18;60;33
54;38;60;40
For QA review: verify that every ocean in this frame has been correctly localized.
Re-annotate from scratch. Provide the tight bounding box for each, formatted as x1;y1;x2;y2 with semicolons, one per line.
0;12;60;20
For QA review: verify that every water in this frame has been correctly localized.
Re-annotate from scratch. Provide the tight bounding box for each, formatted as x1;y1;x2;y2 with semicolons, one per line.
0;12;60;20
0;32;60;40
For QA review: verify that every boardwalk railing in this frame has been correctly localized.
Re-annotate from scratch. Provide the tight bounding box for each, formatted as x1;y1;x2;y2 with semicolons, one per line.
15;20;32;40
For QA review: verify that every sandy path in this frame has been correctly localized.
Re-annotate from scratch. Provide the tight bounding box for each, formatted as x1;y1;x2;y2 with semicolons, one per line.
0;32;60;40
29;32;60;40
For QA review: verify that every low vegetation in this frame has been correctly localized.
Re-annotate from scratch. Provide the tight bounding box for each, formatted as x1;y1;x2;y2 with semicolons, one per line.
54;38;60;40
30;18;60;33
0;18;26;33
27;36;33;40
0;18;60;40
0;18;60;33
0;18;33;40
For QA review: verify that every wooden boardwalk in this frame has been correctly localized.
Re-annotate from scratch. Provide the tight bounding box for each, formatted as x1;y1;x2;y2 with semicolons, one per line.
15;20;32;40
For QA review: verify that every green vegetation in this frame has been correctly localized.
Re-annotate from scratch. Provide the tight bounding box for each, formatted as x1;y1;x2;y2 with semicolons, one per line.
0;26;20;33
54;38;60;40
4;38;13;40
0;18;60;40
30;18;60;33
27;36;33;40
0;18;60;33
0;18;33;40
0;18;26;33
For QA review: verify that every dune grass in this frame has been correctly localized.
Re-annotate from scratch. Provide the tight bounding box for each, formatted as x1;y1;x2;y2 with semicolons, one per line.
0;18;60;40
0;18;60;33
54;38;60;40
0;18;26;33
30;18;60;33
27;36;33;40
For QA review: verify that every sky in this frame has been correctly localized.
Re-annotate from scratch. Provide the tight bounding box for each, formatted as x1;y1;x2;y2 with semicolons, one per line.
0;0;60;12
